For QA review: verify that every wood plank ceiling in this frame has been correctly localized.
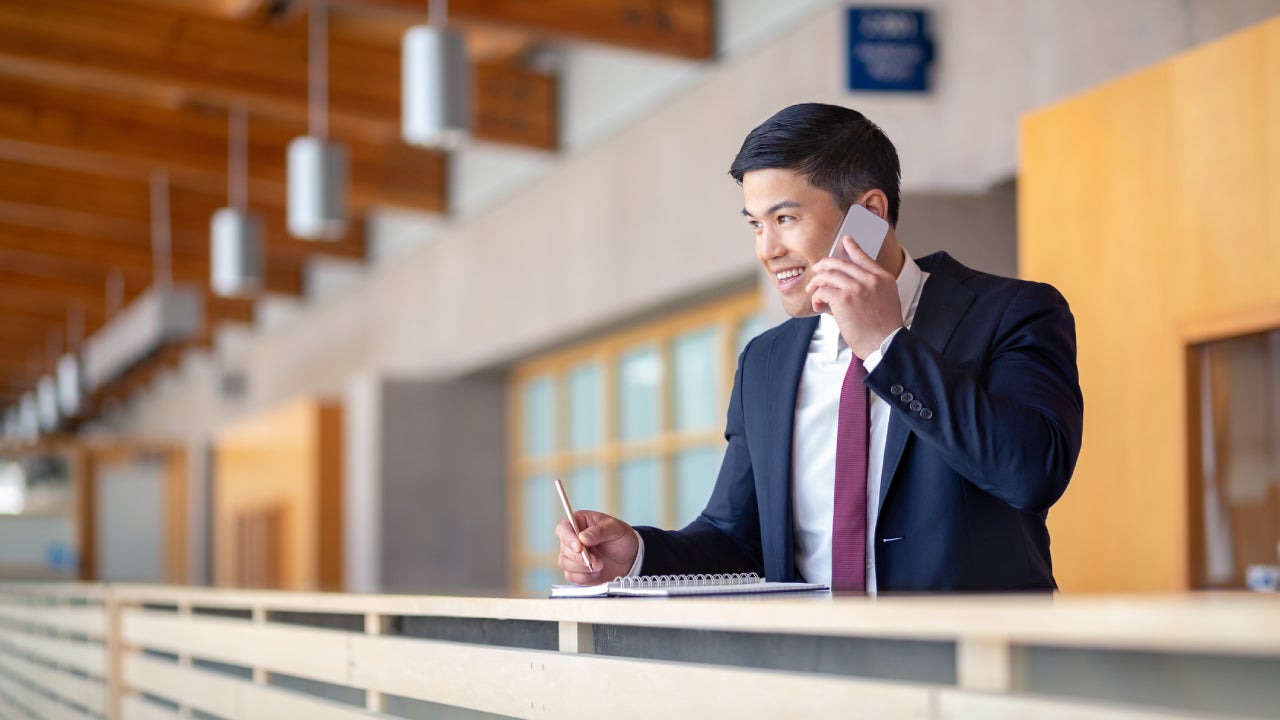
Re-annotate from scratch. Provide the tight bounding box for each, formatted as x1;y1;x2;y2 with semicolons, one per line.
0;0;713;423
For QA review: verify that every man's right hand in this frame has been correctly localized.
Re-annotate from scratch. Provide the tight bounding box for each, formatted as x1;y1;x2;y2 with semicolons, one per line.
555;510;640;585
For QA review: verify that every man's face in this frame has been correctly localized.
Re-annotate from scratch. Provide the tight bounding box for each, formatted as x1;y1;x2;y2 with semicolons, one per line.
741;168;846;318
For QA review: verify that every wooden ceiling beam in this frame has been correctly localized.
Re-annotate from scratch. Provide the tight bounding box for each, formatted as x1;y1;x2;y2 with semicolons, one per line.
0;222;293;389
0;0;399;139
130;0;711;62
0;0;558;151
329;0;714;60
0;77;447;214
0;290;253;400
0;222;306;297
0;160;367;262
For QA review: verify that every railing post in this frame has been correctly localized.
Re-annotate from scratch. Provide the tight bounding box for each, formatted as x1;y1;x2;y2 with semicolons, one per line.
251;606;268;684
104;585;122;720
558;621;594;654
364;611;385;712
956;636;1023;693
176;600;193;717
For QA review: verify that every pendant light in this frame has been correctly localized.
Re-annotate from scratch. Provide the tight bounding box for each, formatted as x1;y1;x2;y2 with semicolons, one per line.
36;376;57;433
20;355;39;442
56;303;83;419
212;103;264;296
36;332;59;433
402;0;470;149
19;391;37;443
288;0;348;241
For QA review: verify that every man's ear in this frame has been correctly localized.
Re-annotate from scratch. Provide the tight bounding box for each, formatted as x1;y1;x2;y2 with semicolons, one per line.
858;190;891;221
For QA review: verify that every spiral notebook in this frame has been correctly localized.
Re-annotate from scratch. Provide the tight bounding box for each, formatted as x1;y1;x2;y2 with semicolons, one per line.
550;572;828;598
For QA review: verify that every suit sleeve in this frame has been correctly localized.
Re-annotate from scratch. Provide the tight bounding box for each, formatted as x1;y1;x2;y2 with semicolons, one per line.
633;341;765;576
866;281;1084;513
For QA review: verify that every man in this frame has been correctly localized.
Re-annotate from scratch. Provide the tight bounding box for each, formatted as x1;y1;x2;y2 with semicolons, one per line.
556;103;1083;592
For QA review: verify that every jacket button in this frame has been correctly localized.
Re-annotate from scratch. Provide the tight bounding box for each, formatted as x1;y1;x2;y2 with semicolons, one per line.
890;384;904;396
900;392;914;404
920;408;934;420
909;400;923;413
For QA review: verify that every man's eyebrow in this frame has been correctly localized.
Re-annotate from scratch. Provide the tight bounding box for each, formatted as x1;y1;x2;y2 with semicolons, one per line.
741;200;801;218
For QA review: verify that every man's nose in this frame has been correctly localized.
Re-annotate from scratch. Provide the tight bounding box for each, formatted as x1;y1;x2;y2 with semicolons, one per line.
758;228;785;259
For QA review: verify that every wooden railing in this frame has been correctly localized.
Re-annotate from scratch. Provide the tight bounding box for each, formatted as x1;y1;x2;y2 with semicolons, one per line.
1;583;1278;719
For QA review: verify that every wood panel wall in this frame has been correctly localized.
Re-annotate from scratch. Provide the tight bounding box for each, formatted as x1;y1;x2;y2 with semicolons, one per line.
213;398;343;591
1019;18;1280;591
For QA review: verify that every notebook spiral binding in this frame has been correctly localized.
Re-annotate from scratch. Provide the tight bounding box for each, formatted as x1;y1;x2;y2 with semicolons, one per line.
614;572;762;589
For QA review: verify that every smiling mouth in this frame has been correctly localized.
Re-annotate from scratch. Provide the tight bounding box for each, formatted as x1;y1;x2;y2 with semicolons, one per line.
775;268;804;282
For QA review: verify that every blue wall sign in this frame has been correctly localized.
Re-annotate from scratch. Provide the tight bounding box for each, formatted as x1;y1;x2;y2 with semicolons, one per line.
847;7;935;93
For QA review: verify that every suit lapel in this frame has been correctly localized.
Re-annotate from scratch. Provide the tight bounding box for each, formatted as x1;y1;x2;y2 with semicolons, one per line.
878;254;976;508
763;315;816;579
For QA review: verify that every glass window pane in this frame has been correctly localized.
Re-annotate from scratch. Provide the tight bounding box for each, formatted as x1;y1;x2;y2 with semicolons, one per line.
617;345;662;441
566;361;602;450
521;473;558;553
566;466;605;515
735;312;769;356
522;567;558;596
618;456;663;528
675;445;723;526
521;376;556;457
672;326;722;432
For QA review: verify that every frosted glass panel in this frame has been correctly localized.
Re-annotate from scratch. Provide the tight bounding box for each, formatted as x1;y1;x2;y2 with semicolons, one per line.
522;474;557;553
522;376;556;456
617;345;662;441
567;466;605;514
672;327;721;432
736;312;769;355
675;445;723;526
567;361;602;450
619;456;663;528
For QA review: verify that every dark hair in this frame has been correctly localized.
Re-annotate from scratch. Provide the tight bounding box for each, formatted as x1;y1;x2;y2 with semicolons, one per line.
728;103;901;226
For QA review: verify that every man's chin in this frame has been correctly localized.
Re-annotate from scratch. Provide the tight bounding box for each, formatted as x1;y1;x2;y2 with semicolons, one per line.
781;298;819;319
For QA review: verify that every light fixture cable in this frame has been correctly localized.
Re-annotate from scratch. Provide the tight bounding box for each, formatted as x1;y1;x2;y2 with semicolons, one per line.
309;0;329;139
229;103;249;212
150;170;172;293
429;0;447;27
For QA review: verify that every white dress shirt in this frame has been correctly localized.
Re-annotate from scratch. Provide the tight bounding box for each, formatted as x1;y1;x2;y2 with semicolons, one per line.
629;249;928;589
792;249;927;593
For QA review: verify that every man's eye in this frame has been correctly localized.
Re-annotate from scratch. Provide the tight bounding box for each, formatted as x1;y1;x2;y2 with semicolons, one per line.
747;220;762;230
777;215;796;224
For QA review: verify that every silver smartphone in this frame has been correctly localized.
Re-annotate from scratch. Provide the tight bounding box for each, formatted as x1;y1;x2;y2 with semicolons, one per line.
828;204;889;261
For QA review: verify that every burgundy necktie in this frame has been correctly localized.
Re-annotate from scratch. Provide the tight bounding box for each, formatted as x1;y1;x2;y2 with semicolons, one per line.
831;354;869;592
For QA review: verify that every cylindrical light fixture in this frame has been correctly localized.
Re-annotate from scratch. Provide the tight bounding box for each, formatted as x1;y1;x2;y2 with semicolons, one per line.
36;375;57;433
57;304;84;420
287;136;347;240
56;354;81;419
213;103;265;295
3;406;17;440
402;21;470;149
19;392;38;442
288;0;348;241
212;208;264;294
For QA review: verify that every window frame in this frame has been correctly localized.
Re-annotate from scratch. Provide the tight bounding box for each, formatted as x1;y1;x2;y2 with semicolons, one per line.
508;290;763;592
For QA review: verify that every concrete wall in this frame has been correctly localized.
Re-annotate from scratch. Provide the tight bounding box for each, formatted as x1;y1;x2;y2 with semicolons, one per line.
377;377;507;594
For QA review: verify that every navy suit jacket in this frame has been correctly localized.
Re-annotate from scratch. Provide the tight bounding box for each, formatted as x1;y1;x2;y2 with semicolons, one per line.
636;252;1084;592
